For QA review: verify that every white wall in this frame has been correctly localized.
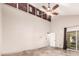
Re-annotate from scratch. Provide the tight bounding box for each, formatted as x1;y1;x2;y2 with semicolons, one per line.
3;3;79;54
0;4;2;55
51;15;79;48
2;4;50;54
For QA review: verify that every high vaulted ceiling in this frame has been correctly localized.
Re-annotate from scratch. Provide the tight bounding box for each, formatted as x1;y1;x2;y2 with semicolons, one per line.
30;3;79;15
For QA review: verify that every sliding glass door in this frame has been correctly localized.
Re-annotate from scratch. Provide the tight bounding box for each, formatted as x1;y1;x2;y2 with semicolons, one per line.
66;26;79;50
66;31;76;50
77;31;79;50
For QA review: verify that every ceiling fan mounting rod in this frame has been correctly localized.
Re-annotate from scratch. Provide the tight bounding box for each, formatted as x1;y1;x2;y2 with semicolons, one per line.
48;3;50;8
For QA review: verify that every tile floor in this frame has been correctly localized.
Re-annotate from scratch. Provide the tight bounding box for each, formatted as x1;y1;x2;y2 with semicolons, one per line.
2;47;79;56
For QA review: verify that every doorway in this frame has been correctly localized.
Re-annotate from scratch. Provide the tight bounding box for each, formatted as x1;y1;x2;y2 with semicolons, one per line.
47;33;55;47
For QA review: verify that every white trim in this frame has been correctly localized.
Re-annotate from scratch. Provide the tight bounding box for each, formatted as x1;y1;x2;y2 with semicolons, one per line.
76;29;77;50
67;49;77;51
66;25;79;28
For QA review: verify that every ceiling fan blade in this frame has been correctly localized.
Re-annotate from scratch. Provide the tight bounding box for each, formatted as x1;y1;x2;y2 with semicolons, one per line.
52;4;59;10
52;12;58;15
42;6;47;10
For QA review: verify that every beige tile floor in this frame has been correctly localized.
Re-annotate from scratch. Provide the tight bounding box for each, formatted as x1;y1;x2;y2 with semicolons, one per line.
2;47;79;56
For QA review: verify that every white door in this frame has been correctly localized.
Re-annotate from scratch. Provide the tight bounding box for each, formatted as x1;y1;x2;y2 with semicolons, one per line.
47;33;55;47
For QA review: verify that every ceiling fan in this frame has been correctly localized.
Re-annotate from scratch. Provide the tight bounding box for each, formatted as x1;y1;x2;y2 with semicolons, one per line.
42;3;59;15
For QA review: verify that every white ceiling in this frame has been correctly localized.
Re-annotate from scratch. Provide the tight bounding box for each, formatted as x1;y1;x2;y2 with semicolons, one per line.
30;3;79;15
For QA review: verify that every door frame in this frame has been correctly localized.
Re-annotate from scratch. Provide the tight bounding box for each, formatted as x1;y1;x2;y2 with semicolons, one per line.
64;26;79;51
